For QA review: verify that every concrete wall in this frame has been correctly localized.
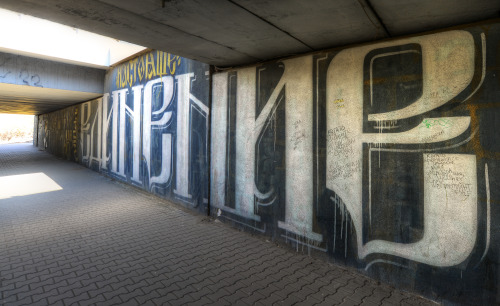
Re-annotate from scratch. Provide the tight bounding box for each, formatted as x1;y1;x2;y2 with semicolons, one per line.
0;51;105;114
33;115;38;146
35;22;500;304
37;105;79;161
0;51;104;92
79;50;210;213
211;23;500;304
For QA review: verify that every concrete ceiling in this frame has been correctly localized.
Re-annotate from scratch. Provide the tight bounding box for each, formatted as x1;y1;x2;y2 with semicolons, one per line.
0;51;104;115
0;83;102;115
0;0;498;68
0;0;498;115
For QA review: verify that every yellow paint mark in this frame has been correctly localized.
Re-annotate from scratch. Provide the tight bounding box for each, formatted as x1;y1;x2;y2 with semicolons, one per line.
467;102;500;160
333;98;344;108
145;52;156;80
114;51;182;89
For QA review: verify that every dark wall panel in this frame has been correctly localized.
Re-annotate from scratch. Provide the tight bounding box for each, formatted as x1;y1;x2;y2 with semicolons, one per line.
79;50;210;213
211;23;500;304
37;105;79;162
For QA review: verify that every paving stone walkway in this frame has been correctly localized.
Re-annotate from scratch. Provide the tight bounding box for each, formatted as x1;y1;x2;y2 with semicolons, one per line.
0;143;437;305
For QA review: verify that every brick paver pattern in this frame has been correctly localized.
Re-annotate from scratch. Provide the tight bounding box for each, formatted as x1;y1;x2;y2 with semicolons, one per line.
0;143;437;305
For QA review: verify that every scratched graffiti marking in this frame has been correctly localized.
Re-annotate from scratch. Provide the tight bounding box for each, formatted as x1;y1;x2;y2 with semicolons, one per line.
291;120;305;150
424;154;473;198
420;118;453;129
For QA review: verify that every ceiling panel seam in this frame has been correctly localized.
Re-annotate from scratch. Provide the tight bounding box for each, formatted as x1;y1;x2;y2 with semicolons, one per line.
227;0;314;52
359;0;391;38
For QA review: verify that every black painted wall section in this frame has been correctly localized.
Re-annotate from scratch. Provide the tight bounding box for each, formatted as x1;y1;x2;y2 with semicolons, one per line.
211;23;500;305
79;50;210;213
37;106;79;162
36;23;500;305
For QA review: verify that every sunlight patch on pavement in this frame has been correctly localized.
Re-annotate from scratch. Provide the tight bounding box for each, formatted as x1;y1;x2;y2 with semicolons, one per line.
0;172;62;199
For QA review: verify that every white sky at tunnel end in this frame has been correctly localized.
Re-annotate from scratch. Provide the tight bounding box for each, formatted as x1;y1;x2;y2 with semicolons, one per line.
0;8;146;68
0;114;33;132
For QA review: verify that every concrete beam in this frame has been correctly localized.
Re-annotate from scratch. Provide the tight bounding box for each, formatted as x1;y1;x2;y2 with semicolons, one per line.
0;51;104;93
0;51;104;115
0;0;498;67
0;0;258;66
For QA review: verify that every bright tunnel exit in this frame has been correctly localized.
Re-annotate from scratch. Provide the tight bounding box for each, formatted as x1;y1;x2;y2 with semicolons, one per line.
0;114;34;144
0;172;62;200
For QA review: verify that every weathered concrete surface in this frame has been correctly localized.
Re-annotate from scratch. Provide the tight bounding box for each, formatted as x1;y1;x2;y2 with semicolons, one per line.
371;0;500;35
32;21;500;304
0;51;104;114
0;143;436;305
0;51;104;92
84;50;210;214
233;0;387;49
0;0;498;66
37;105;79;162
211;22;500;305
0;1;498;115
0;83;101;115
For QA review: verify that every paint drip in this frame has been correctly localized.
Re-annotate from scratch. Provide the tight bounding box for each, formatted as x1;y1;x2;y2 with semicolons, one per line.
331;194;353;258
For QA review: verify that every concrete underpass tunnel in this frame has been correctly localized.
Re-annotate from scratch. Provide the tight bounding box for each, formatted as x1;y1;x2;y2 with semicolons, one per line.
1;2;500;305
0;8;146;207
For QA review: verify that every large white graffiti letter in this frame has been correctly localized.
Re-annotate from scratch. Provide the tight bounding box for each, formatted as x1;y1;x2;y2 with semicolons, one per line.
174;73;209;199
110;88;126;176
211;56;322;242
143;76;174;188
326;30;481;266
80;98;103;166
109;87;141;180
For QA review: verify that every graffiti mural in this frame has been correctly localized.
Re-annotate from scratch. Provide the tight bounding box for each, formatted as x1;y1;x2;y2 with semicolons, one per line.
211;25;500;304
80;50;210;212
37;105;79;161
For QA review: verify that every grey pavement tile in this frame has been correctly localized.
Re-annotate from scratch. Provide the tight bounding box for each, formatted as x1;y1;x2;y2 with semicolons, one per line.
118;287;147;304
60;292;91;306
272;283;301;299
339;298;363;306
0;295;21;305
221;290;251;305
30;288;59;304
46;289;74;304
362;287;392;304
133;290;162;305
99;294;124;306
256;292;286;305
26;299;52;306
204;286;233;302
345;284;374;303
16;286;44;301
239;291;268;305
188;286;215;302
255;283;283;299
341;278;367;294
221;280;248;295
150;292;180;305
0;144;437;306
273;292;305;305
87;284;115;299
272;275;302;290
79;294;107;306
174;294;197;305
300;295;324;305
321;288;355;305
171;285;198;300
